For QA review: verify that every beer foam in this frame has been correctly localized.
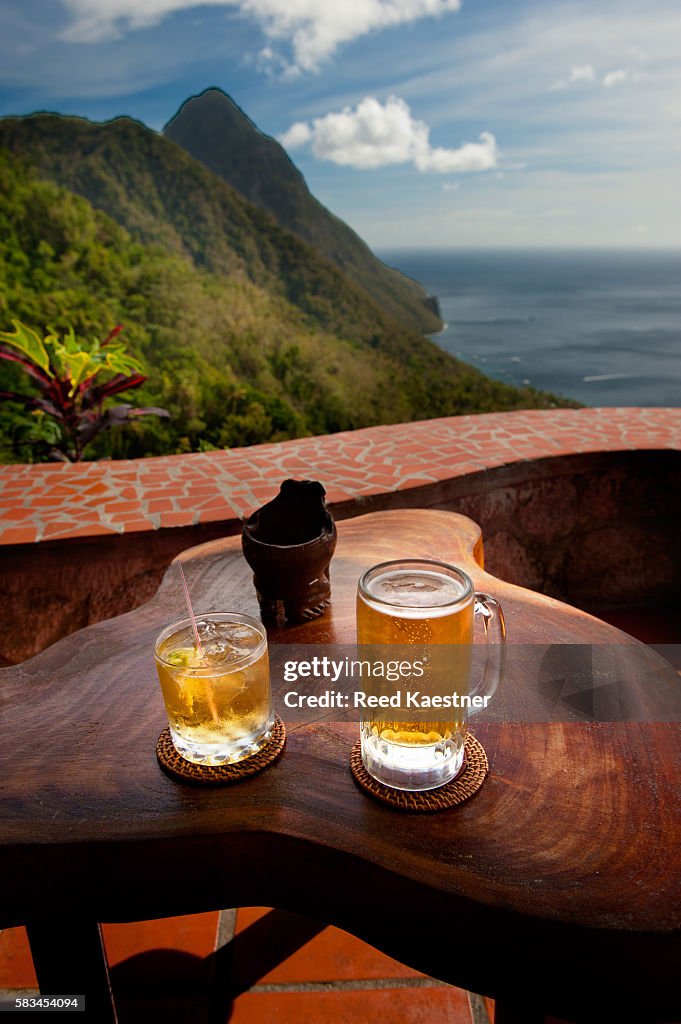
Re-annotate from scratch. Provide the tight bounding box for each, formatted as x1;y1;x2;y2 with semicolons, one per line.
365;569;468;610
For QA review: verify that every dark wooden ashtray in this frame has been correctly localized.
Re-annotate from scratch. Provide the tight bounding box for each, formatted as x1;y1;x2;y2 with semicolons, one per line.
242;479;337;627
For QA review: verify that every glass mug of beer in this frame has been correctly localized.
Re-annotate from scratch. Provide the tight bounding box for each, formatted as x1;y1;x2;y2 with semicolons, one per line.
356;559;505;791
154;612;273;765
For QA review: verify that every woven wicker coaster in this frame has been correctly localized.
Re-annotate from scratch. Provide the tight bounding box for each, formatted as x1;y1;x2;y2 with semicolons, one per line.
156;716;286;786
350;733;488;812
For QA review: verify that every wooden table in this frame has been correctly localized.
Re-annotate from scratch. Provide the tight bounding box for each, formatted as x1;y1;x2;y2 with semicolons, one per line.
1;510;679;1023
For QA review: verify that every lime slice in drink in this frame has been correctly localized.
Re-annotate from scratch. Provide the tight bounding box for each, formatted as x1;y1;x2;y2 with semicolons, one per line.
165;647;198;667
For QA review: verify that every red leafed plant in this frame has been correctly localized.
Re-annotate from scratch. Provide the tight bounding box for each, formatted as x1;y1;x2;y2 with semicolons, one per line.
0;320;169;462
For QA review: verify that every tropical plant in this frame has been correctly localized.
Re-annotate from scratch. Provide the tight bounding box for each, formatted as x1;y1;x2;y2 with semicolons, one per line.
0;320;169;461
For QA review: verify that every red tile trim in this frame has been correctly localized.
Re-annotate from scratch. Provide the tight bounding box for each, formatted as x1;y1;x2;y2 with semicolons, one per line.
0;409;679;545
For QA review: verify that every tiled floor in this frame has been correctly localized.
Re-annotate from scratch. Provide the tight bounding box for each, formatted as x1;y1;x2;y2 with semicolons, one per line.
0;909;486;1023
0;907;587;1022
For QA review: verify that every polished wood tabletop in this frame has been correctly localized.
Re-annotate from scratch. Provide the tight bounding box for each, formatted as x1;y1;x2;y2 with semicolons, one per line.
1;509;679;1023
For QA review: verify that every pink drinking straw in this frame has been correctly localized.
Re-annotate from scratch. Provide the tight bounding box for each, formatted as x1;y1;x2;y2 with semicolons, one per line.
176;560;204;659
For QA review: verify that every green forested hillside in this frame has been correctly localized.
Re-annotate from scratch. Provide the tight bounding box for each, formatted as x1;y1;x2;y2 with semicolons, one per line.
0;112;434;346
0;140;574;463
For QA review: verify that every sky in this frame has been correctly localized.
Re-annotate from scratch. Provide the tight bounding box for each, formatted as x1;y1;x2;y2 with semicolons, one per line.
0;0;680;249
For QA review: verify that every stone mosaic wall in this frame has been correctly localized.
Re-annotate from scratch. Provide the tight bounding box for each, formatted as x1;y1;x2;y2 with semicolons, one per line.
2;408;679;545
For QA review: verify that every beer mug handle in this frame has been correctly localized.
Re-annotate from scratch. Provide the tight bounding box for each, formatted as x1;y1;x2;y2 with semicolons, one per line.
470;593;506;713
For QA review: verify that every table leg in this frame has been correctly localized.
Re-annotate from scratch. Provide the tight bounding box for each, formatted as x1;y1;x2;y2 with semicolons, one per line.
26;919;117;1024
494;999;546;1024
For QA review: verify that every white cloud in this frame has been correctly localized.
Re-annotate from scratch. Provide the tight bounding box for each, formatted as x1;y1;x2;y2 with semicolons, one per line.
308;97;428;168
570;64;596;83
550;63;596;90
279;120;312;149
59;0;462;70
417;131;497;172
279;95;498;173
551;62;638;92
603;68;628;88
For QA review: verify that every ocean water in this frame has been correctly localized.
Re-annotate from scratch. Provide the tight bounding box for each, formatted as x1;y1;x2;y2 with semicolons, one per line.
378;249;681;407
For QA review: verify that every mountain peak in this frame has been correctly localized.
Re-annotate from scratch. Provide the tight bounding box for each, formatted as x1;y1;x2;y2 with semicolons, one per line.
163;87;257;134
164;90;442;333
